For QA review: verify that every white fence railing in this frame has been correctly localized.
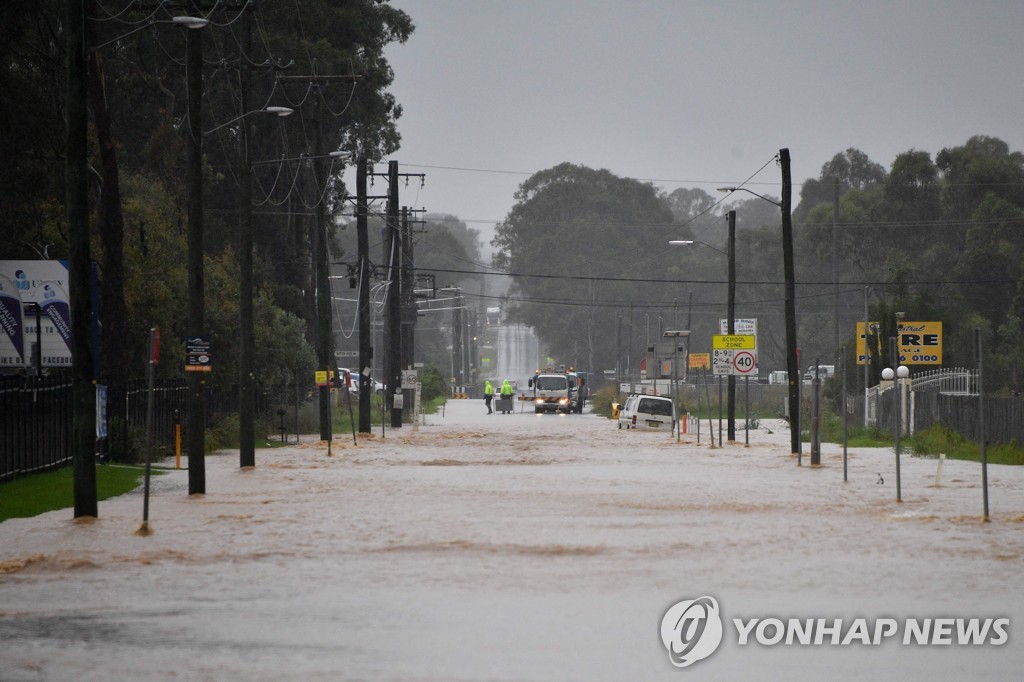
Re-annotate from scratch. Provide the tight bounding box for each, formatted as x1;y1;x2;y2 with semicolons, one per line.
863;368;978;426
908;367;978;395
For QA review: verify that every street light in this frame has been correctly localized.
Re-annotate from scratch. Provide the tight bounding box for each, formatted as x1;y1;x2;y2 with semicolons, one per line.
183;15;209;494
719;150;798;457
84;9;210;501
89;16;209;52
203;106;293;135
881;363;909;502
668;240;726;255
236;101;294;468
717;186;782;208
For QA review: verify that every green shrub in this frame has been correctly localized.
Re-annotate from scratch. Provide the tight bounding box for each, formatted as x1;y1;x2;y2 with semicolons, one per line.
906;423;1024;465
419;365;447;402
590;385;620;419
105;416;145;464
808;404;891;447
909;423;963;456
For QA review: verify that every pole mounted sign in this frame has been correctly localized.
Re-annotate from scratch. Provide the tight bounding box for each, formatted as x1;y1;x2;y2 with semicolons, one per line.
184;336;212;372
712;335;757;376
712;349;732;376
712;334;756;350
732;350;757;376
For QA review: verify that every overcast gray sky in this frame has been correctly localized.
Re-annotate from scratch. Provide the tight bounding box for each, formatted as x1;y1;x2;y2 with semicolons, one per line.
380;0;1024;246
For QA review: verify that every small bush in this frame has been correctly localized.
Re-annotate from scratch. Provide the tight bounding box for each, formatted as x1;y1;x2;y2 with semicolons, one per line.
206;415;240;452
809;405;891;447
906;423;1024;465
909;423;964;457
105;416;145;464
418;365;447;402
589;385;620;419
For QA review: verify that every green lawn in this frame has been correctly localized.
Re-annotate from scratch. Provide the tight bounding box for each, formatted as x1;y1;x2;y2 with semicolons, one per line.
0;465;161;522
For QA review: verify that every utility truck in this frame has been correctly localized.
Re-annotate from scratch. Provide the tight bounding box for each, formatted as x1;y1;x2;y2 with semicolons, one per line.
528;371;573;414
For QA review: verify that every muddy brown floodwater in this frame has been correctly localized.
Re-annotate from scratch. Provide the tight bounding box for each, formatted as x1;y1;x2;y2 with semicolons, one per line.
1;400;1022;680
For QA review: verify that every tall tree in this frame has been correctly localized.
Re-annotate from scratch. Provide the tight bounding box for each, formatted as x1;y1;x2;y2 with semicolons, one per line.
795;148;886;223
85;0;132;459
493;163;682;371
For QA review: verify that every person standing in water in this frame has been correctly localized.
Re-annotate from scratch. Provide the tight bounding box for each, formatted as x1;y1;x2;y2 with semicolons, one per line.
484;379;494;414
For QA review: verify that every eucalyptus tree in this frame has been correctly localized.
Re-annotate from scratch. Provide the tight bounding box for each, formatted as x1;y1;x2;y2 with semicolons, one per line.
492;163;685;373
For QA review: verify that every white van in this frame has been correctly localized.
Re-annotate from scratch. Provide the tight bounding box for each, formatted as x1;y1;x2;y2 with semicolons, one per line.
618;394;676;431
617;394;639;429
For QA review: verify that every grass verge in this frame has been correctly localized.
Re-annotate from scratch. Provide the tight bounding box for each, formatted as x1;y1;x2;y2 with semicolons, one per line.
907;423;1024;466
0;465;159;523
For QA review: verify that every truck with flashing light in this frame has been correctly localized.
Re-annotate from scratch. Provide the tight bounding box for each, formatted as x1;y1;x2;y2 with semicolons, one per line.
528;372;573;414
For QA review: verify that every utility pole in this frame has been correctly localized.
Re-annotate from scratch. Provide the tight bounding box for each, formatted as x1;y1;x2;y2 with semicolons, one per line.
400;207;414;370
727;209;736;442
238;7;255;467
833;176;840;354
313;89;334;441
370;163;424;426
452;296;463;393
67;0;98;517
780;148;800;459
385;160;402;427
185;18;206;494
356;157;372;433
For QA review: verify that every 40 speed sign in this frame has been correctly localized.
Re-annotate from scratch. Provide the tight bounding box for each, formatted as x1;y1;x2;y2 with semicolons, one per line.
732;350;757;375
712;348;758;376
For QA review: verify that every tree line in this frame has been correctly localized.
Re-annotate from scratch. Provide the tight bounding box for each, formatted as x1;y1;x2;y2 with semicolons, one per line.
5;0;1024;474
2;1;423;453
492;139;1024;395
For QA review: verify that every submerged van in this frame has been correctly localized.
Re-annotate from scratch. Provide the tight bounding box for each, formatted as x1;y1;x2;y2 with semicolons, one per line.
617;394;676;431
617;395;639;429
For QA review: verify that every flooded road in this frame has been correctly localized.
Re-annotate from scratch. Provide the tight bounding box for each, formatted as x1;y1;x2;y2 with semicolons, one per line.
2;400;1022;680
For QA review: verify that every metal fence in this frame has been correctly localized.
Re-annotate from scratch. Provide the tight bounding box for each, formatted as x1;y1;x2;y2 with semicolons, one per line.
849;367;1024;446
863;369;979;427
908;367;978;395
912;391;1024;446
676;377;788;419
1;375;279;483
123;378;189;453
0;374;73;482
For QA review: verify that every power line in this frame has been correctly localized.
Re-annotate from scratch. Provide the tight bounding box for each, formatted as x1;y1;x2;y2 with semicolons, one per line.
419;266;1019;288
